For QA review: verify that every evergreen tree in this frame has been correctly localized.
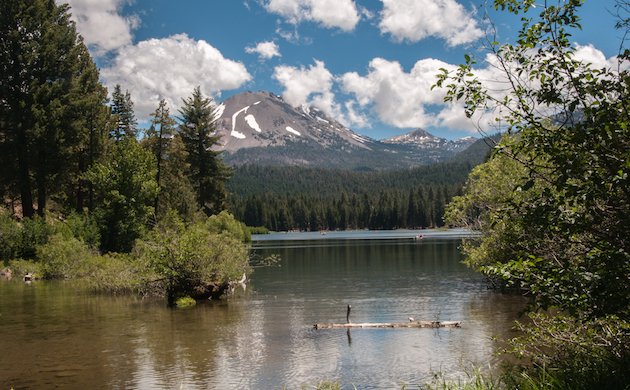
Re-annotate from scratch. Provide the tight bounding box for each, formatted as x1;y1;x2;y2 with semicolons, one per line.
146;99;177;216
67;42;111;212
87;139;158;253
178;87;231;215
0;0;108;217
110;84;137;141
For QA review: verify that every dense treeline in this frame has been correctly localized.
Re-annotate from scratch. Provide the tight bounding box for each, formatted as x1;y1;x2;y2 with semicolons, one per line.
0;0;247;304
229;165;469;231
227;162;476;231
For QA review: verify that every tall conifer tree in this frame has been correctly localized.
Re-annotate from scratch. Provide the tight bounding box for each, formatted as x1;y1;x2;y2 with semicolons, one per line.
110;84;137;141
0;0;108;217
178;87;231;215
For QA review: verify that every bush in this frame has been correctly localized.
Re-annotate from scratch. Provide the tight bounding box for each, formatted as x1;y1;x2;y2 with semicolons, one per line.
36;234;95;279
19;216;52;259
7;258;41;279
63;212;101;249
0;212;21;261
83;252;151;295
248;226;270;235
206;210;251;242
175;296;196;308
503;313;630;390
135;215;250;303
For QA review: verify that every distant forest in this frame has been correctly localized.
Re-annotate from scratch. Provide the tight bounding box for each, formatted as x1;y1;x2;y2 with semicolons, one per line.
226;159;482;231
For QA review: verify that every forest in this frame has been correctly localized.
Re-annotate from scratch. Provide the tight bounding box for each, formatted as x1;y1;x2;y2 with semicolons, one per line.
227;161;480;231
2;0;629;387
0;0;247;304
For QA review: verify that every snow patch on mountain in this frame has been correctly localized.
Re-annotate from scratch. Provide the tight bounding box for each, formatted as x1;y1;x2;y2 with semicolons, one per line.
286;126;301;136
214;103;226;121
231;106;250;138
244;114;262;132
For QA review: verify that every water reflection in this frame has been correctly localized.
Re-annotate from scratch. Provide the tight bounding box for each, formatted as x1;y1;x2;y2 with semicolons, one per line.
0;236;527;389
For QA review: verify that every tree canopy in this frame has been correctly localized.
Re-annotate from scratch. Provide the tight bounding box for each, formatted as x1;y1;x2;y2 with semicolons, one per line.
441;0;629;386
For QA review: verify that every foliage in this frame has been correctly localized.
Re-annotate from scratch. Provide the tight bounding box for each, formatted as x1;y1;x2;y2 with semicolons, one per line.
248;226;270;235
61;212;101;249
134;213;250;303
0;211;21;261
0;0;109;217
228;163;473;231
83;252;152;295
206;211;251;243
146;99;178;217
87;139;158;253
439;0;630;318
178;86;231;215
503;313;630;390
110;84;137;141
19;216;52;259
423;367;501;390
7;258;42;279
175;296;197;308
36;233;95;279
142;132;199;223
440;0;630;387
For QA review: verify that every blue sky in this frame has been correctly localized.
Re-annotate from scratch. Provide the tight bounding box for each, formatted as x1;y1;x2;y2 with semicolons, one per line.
62;0;625;140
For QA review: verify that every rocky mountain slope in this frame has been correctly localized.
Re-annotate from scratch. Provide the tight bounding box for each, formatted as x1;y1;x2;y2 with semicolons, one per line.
214;91;480;169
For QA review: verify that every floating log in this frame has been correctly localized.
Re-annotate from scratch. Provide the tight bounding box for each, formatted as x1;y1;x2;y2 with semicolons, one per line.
314;320;461;330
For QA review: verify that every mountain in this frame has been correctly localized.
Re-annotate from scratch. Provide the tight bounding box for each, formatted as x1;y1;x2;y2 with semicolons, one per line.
382;128;477;152
214;91;481;169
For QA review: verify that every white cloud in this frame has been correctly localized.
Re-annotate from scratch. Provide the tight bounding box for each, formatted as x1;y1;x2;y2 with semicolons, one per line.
574;44;614;69
59;0;138;54
264;0;360;31
341;57;456;129
101;34;252;120
379;0;483;46
273;60;334;108
246;41;281;60
273;60;367;127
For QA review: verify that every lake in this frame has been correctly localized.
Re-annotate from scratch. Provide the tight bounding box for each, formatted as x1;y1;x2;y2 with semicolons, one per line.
0;230;527;389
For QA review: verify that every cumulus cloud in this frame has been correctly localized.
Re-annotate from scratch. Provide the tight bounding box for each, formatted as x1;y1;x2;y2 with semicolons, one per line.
246;41;281;60
101;34;252;119
379;0;483;46
273;60;367;127
59;0;138;54
341;57;457;129
264;0;360;31
273;60;334;107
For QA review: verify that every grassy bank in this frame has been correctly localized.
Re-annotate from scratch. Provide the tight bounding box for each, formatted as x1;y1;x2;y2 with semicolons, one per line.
1;210;251;304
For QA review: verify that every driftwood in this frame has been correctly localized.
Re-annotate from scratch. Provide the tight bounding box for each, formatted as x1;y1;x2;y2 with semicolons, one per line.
314;320;461;330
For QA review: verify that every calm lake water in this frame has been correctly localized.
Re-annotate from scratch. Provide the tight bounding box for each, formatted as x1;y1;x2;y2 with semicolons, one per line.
0;230;527;389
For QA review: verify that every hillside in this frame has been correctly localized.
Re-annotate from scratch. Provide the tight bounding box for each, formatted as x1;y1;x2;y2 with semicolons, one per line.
214;91;479;169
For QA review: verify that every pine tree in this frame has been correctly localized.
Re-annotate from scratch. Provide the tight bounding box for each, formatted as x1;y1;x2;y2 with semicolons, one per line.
146;99;177;216
0;0;108;217
110;84;137;141
178;87;231;215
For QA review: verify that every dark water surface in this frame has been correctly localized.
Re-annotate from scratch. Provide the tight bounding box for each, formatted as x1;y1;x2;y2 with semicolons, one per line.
0;231;527;389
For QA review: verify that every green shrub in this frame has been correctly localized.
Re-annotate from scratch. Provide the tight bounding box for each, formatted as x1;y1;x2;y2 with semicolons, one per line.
503;313;630;390
7;258;41;279
19;216;51;259
63;212;101;249
36;234;95;279
206;211;251;242
135;215;250;303
248;226;270;235
83;252;150;295
0;212;21;261
175;296;196;308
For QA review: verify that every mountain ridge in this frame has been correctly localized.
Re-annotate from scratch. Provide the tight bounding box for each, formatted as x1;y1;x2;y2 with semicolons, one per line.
214;91;481;169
